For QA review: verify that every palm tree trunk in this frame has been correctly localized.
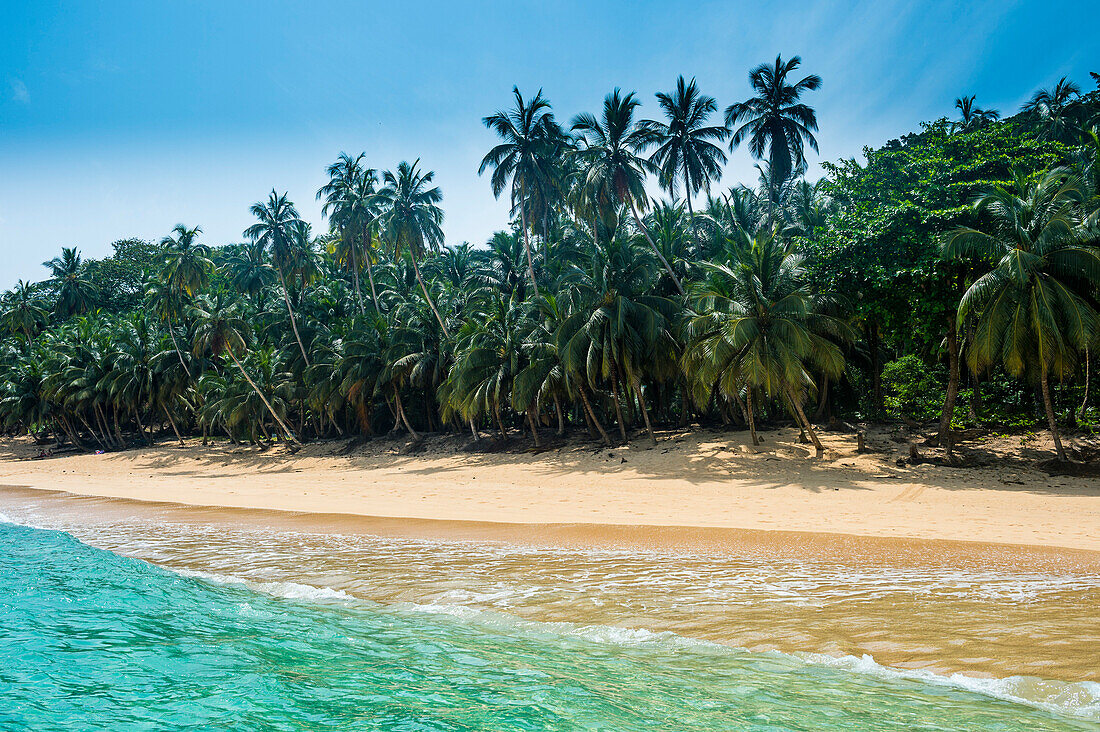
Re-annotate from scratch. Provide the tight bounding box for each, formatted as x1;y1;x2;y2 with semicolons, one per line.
578;385;610;446
518;181;539;293
608;370;628;444
408;251;451;339
228;348;300;445
553;394;565;436
631;377;657;445
1040;368;1067;462
168;312;192;378
1080;348;1091;421
393;387;418;439
276;266;311;366
744;388;759;446
131;407;149;446
526;405;541;447
348;231;366;315
936;313;960;457
362;228;381;312
683;162;696;238
163;404;185;446
628;198;685;296
112;408;125;447
494;399;507;440
469;417;479;442
785;383;824;458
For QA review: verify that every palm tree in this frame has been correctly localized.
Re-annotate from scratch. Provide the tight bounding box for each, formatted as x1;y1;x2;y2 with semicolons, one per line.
318;152;378;313
373;160;451;337
43;247;99;317
2;281;48;339
556;236;676;444
725;55;822;204
244;190;311;366
646;76;729;222
225;241;275;308
684;228;850;456
944;168;1100;461
572;89;684;295
191;295;300;445
158;224;212;374
480;87;565;291
953;95;1000;131
1023;77;1082;142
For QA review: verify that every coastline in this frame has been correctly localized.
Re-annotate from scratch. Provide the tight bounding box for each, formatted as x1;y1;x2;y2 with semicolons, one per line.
4;426;1099;553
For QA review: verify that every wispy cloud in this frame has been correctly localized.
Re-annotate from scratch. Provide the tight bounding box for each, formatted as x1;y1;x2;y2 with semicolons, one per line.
9;79;30;104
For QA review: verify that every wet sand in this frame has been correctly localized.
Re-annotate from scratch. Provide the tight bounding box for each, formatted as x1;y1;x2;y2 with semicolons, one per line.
3;427;1099;550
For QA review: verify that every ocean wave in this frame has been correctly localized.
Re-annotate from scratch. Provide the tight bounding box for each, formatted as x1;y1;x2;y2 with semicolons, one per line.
173;567;355;603
394;598;1100;722
804;653;1100;722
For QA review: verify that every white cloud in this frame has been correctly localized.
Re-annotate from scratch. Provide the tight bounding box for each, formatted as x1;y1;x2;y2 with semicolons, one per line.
10;79;29;104
10;79;29;103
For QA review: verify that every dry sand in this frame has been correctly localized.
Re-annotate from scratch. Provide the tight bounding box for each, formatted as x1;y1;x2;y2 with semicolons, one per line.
4;425;1098;553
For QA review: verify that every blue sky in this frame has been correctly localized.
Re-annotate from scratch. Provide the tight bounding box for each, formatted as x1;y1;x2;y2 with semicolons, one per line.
1;0;1097;289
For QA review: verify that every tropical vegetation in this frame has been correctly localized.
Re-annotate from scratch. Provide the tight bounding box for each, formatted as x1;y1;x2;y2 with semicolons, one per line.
3;63;1099;462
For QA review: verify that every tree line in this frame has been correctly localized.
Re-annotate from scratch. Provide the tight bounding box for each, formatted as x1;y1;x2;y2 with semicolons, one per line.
3;58;1099;462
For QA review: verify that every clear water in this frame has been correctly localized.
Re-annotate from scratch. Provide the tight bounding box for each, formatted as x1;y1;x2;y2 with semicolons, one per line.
2;519;1098;731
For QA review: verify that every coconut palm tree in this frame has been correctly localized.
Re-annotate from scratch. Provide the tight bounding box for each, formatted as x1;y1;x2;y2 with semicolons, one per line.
244;190;311;365
224;241;275;308
572;89;684;295
556;236;677;444
684;227;850;456
944;168;1100;461
1023;77;1083;142
953;95;1000;131
191;295;300;445
646;76;729;222
160;224;212;297
2;280;48;339
725;55;822;204
43;247;99;317
480;87;565;291
318;152;378;313
373;160;451;337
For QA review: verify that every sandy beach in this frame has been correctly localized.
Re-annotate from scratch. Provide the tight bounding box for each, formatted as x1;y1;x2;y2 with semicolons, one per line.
4;426;1098;553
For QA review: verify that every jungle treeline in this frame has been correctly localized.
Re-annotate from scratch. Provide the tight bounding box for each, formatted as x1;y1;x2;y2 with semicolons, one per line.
4;60;1100;461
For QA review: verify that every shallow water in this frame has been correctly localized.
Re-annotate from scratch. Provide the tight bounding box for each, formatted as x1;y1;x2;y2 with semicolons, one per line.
1;491;1098;729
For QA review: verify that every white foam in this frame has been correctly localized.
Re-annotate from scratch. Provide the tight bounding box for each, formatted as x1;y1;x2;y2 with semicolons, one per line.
172;567;354;603
803;652;1100;722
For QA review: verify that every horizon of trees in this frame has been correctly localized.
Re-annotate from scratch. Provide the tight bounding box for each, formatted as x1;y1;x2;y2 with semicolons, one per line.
3;60;1100;463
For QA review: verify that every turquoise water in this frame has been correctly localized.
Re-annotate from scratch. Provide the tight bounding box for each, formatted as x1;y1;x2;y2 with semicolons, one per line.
0;520;1096;731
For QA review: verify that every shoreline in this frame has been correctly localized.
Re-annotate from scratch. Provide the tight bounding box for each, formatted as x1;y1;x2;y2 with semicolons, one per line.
4;426;1099;553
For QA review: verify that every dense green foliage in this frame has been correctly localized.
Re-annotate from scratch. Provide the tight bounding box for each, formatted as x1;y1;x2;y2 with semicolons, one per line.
3;67;1099;460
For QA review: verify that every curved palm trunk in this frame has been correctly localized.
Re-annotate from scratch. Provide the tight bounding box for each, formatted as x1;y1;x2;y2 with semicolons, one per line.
936;313;961;457
631;377;657;445
469;417;479;442
163;404;185;446
228;348;301;445
276;266;311;367
408;251;451;339
518;182;539;293
393;387;419;439
1040;368;1067;462
578;385;611;446
628;198;685;296
553;394;565;436
785;383;824;458
168;312;191;378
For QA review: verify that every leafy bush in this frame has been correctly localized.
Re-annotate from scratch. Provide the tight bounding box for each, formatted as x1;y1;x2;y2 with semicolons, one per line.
881;355;944;421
